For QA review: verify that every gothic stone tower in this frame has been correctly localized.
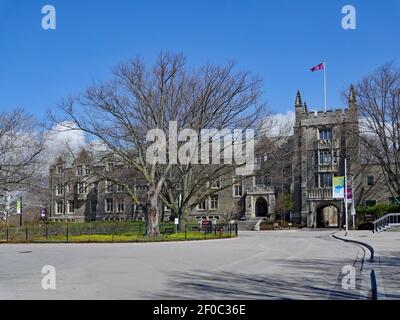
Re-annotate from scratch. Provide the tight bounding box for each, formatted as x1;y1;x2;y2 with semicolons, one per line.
292;87;360;228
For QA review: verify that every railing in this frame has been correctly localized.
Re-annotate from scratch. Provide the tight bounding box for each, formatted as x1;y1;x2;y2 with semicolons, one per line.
0;223;238;243
373;213;400;232
307;188;333;200
315;164;339;172
315;140;340;149
247;186;275;194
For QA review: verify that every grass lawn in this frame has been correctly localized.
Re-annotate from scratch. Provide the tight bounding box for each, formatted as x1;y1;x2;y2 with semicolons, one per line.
11;231;236;243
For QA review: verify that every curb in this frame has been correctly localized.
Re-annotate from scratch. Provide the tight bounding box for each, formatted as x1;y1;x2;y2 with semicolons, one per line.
332;233;374;262
332;232;378;300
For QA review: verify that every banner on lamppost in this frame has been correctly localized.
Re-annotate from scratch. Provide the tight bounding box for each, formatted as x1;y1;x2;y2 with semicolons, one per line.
332;176;345;199
346;188;353;204
16;199;22;214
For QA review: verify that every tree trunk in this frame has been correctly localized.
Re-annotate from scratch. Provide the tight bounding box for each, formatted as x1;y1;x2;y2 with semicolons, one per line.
146;188;160;238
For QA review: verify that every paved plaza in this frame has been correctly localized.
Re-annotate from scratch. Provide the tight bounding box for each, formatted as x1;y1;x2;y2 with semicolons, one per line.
0;230;398;300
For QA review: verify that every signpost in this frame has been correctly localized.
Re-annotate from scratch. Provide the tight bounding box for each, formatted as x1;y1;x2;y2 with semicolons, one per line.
174;218;179;233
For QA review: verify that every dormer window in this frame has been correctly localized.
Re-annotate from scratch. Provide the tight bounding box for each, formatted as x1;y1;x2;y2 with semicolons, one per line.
106;162;114;171
211;180;221;189
56;166;64;174
77;165;84;176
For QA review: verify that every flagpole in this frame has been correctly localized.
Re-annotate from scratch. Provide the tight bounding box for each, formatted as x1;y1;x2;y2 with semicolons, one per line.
323;61;327;112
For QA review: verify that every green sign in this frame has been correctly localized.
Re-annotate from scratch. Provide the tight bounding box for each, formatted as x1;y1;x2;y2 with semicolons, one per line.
332;176;345;199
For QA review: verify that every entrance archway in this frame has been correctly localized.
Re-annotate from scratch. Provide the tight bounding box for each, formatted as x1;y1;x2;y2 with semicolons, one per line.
316;204;339;228
255;198;268;217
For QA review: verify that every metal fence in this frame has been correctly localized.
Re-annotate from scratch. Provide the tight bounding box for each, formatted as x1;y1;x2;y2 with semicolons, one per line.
0;223;238;243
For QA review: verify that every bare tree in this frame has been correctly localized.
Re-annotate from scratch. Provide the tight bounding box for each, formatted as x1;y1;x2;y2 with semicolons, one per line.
49;52;268;237
0;109;45;222
355;63;400;202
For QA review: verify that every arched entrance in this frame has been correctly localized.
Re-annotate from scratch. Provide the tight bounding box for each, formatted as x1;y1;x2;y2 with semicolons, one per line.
316;204;339;228
255;198;268;217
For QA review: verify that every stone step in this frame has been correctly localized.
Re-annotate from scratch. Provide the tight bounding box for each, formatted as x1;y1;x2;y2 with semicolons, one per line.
237;219;264;231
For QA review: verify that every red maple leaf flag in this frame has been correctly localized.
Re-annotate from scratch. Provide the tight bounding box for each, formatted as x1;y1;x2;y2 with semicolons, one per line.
310;63;325;72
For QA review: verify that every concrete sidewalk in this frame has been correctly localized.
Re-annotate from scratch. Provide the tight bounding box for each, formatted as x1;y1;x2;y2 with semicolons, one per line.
335;230;400;300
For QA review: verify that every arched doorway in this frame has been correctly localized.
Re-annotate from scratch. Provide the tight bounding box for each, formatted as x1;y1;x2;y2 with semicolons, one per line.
255;198;268;217
316;204;339;228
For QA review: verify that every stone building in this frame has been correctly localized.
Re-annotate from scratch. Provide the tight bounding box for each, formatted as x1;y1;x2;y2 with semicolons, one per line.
291;87;362;228
48;149;277;222
48;88;394;227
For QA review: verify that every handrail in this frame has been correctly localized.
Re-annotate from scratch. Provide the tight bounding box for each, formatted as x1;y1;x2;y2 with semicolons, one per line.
373;213;400;232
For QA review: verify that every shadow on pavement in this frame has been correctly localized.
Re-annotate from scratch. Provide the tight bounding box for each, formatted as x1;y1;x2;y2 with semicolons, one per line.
148;258;368;300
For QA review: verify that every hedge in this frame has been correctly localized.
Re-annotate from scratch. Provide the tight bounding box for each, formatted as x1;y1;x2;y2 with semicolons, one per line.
356;203;400;217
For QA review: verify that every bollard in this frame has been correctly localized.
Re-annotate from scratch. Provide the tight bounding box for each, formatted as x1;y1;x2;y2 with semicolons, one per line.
370;270;378;300
185;226;187;240
66;227;69;242
6;228;9;242
25;228;29;242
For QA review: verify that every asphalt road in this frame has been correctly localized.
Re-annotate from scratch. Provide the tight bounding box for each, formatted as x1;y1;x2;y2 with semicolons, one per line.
0;230;397;300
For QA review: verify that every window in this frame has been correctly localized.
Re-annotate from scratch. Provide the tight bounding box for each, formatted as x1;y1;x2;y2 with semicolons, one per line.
367;176;375;186
77;165;84;176
56;184;63;196
106;199;114;212
106;162;114;172
366;200;377;207
105;180;114;193
56;201;63;214
210;195;219;210
211;180;221;189
56;166;64;174
116;200;125;213
91;200;97;214
320;173;333;188
197;199;206;211
255;175;264;186
116;184;125;193
85;166;91;175
389;197;400;204
164;205;171;212
67;201;74;214
255;155;268;164
319;128;333;141
233;182;242;197
319;151;333;165
78;182;87;194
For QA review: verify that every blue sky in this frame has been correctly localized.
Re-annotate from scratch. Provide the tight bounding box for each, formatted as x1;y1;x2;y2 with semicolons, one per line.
0;0;399;118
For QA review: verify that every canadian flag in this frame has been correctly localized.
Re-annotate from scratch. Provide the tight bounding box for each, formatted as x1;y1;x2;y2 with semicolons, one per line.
310;63;325;72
